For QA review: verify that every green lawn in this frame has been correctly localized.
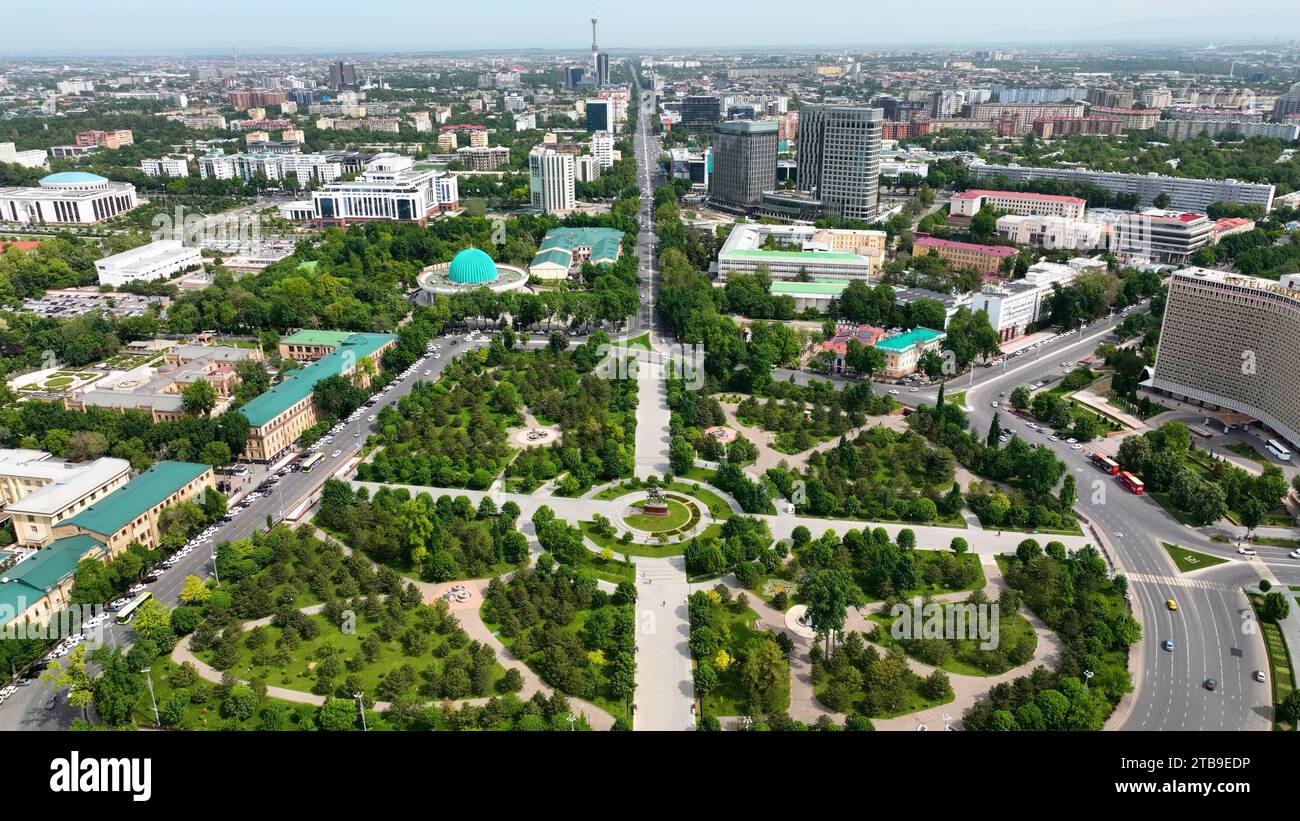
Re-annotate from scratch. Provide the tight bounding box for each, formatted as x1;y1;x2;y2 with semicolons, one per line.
579;520;722;558
1248;593;1296;731
198;607;506;698
1225;441;1270;466
696;600;763;720
621;332;651;351
624;498;693;532
131;656;316;731
869;608;1038;677
593;478;734;520
1161;541;1227;573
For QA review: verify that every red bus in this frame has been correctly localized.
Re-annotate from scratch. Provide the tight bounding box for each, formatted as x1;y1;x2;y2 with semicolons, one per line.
1089;452;1120;475
1118;471;1145;494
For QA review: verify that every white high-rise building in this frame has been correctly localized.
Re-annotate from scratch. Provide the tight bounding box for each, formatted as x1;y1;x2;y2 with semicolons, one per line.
529;146;575;215
140;157;190;178
591;131;614;169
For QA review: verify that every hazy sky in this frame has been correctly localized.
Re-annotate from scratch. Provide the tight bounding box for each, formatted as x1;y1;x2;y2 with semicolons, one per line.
4;0;1299;55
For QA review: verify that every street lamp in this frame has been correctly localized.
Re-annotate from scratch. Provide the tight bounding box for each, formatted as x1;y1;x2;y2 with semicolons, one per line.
355;691;368;731
141;667;159;727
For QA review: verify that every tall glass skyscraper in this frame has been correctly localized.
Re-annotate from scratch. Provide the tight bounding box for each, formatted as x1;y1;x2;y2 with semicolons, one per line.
708;120;778;212
795;105;883;222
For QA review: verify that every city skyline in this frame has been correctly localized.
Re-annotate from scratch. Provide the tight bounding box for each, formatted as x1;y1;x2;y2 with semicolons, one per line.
3;0;1300;55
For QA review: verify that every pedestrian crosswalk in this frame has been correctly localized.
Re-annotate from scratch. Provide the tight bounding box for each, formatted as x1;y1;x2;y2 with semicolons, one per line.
1126;572;1233;591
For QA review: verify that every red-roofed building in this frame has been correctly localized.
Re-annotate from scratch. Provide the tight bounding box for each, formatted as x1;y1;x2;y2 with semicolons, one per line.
950;189;1087;220
820;323;887;373
1212;217;1256;243
914;236;1018;276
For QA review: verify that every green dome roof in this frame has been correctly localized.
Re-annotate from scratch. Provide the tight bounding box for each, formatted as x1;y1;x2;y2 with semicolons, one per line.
448;248;499;285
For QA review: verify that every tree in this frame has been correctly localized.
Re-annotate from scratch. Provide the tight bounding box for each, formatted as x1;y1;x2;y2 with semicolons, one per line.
318;697;359;731
1059;474;1077;509
987;412;1002;448
1262;591;1290;623
181;378;217;416
799;567;865;657
668;435;695;474
740;638;790;716
180;575;211;605
1009;386;1030;410
1240;498;1264;538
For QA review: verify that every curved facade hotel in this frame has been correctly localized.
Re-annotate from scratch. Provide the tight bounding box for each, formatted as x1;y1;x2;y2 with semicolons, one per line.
0;172;139;224
1151;268;1300;451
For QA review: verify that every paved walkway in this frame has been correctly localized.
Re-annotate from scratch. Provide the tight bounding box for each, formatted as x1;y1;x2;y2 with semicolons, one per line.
354;481;1093;559
633;556;695;730
700;554;1063;730
632;339;673;479
174;525;617;729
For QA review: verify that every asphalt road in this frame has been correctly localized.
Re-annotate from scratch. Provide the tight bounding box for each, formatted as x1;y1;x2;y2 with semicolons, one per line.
892;314;1273;730
0;332;490;730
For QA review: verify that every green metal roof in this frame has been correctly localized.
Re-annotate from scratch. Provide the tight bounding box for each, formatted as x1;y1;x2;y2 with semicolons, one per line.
280;329;353;347
0;535;104;627
530;249;572;268
875;327;946;353
62;462;210;538
241;332;396;427
530;227;624;268
448;248;499;284
770;280;852;296
726;249;867;263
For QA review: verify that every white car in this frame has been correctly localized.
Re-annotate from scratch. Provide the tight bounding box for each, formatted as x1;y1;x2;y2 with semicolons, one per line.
367;414;376;422
434;353;441;360
129;583;146;594
331;449;342;458
990;401;999;408
1070;443;1083;451
888;389;900;395
909;387;919;393
424;370;431;376
1288;549;1300;559
1237;546;1258;556
1066;438;1078;444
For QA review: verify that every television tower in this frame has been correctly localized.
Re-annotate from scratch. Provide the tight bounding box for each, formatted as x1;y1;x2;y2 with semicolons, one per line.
591;1;599;74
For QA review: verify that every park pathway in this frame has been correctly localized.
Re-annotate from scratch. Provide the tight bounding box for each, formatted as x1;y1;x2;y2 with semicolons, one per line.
632;338;673;479
633;555;695;730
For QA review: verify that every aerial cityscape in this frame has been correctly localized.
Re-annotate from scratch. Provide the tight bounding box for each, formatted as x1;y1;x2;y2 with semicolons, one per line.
2;1;1300;770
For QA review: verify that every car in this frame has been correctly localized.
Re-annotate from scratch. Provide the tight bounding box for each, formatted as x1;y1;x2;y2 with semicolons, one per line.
1237;546;1257;556
1066;438;1077;444
424;370;431;376
1290;548;1300;559
1161;639;1174;651
331;450;342;458
1048;435;1059;442
1060;362;1070;368
367;415;376;422
45;695;57;710
1166;599;1178;611
990;401;999;408
434;353;441;360
129;583;146;594
1254;670;1267;682
1071;443;1083;450
999;435;1008;443
1204;678;1218;691
909;387;919;393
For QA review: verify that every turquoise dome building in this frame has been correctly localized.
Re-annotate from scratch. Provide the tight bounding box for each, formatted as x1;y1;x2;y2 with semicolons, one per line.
447;248;499;285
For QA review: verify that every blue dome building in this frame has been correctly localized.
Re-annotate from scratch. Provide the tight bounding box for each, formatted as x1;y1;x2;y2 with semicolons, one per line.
447;248;499;285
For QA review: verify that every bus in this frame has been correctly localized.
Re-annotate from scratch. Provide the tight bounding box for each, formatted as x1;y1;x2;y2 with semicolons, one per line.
115;592;153;625
301;452;325;472
1089;452;1121;475
1118;471;1145;495
1266;439;1292;462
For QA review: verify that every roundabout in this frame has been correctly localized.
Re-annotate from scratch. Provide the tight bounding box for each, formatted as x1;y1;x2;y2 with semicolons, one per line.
623;497;693;532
